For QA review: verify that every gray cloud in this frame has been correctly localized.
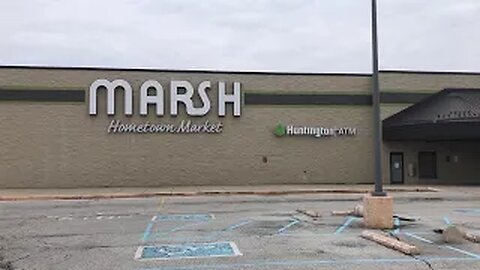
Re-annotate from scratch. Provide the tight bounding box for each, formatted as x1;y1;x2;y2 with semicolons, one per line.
0;0;478;73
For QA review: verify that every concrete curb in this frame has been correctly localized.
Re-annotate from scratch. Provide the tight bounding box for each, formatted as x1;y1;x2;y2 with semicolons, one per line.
0;187;439;201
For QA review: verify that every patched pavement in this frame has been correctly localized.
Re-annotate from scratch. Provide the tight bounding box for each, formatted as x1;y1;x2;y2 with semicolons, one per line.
0;193;479;270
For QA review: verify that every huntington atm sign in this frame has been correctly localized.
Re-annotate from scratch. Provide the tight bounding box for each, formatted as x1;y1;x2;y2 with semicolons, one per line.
274;123;357;138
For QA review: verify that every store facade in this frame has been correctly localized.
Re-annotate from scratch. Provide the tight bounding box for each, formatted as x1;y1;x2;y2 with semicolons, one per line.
0;66;479;188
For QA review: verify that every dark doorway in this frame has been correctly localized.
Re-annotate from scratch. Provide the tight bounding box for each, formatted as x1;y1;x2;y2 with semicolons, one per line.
390;152;404;184
418;152;437;178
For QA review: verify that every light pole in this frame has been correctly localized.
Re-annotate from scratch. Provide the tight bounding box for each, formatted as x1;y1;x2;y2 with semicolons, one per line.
371;0;386;196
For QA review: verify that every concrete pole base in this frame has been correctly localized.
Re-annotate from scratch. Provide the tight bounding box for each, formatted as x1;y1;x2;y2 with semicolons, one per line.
363;194;394;229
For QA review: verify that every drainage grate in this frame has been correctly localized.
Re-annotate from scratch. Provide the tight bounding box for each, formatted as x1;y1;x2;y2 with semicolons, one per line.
154;214;214;222
135;242;241;260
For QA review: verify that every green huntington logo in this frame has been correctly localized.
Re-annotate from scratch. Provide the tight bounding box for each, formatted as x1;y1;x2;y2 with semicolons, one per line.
273;122;357;138
273;122;286;137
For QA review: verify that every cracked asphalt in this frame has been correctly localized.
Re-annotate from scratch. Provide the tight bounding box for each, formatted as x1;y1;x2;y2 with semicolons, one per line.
0;193;479;270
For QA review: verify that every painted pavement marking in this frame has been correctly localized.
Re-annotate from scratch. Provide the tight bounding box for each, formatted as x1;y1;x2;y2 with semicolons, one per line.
277;218;300;235
158;197;166;212
47;215;131;221
392;217;401;235
404;232;480;259
334;216;356;235
156;220;209;238
142;221;155;242
142;213;215;242
206;220;252;240
153;214;214;222
135;242;242;261
443;216;452;225
403;232;434;244
445;245;480;259
224;220;252;231
134;256;480;270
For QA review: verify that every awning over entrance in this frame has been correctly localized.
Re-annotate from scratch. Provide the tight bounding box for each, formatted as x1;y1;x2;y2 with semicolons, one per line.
383;89;480;141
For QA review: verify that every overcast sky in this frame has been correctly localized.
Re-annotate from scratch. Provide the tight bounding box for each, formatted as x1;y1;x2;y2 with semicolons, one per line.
0;0;479;73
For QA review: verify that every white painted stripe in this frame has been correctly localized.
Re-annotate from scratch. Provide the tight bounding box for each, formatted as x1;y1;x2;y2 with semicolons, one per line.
445;245;480;259
134;246;144;260
229;242;243;256
405;232;480;259
404;232;434;244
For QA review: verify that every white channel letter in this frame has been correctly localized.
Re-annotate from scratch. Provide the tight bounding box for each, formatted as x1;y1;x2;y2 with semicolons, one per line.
193;81;211;116
218;81;241;116
140;80;164;116
170;81;195;116
89;79;133;115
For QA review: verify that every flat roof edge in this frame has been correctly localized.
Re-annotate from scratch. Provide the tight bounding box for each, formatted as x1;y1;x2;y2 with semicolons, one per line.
0;65;371;77
381;69;480;76
2;65;479;76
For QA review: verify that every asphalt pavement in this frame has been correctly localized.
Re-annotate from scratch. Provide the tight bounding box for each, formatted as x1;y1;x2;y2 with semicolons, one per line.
0;191;479;270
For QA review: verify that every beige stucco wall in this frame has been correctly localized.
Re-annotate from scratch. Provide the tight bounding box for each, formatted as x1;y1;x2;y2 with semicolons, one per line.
0;67;479;188
0;67;374;188
380;72;480;92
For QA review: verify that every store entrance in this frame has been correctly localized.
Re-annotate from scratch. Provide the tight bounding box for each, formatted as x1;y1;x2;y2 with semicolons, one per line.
390;152;404;184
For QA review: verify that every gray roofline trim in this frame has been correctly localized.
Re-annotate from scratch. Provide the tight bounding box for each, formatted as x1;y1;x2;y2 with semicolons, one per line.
0;65;371;77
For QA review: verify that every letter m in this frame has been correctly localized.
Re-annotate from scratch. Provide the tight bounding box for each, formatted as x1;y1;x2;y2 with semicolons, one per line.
89;79;133;115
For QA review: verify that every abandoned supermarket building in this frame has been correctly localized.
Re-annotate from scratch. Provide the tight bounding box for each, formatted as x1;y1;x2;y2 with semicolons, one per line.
0;65;479;188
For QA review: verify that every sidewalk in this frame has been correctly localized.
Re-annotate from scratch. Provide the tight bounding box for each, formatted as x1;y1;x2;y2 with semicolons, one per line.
1;184;478;201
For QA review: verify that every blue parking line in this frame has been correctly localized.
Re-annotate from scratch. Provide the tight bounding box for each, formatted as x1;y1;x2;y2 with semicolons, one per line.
277;218;300;235
224;220;252;231
134;256;480;270
156;221;207;238
334;216;355;235
142;222;154;242
443;216;451;225
393;217;400;235
207;220;252;240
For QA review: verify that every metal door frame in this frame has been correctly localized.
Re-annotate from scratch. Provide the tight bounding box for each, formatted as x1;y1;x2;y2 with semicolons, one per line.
390;152;404;184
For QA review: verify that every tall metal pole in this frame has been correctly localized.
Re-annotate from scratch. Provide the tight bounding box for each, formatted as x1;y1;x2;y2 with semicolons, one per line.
371;0;386;196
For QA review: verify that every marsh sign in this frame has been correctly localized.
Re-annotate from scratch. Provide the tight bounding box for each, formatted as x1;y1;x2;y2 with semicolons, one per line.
88;79;242;134
89;79;241;116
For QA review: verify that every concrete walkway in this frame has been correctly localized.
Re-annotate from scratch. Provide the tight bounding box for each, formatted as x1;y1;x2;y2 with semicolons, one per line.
0;184;478;201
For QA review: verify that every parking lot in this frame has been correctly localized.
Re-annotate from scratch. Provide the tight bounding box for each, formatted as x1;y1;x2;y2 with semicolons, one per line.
1;191;479;270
